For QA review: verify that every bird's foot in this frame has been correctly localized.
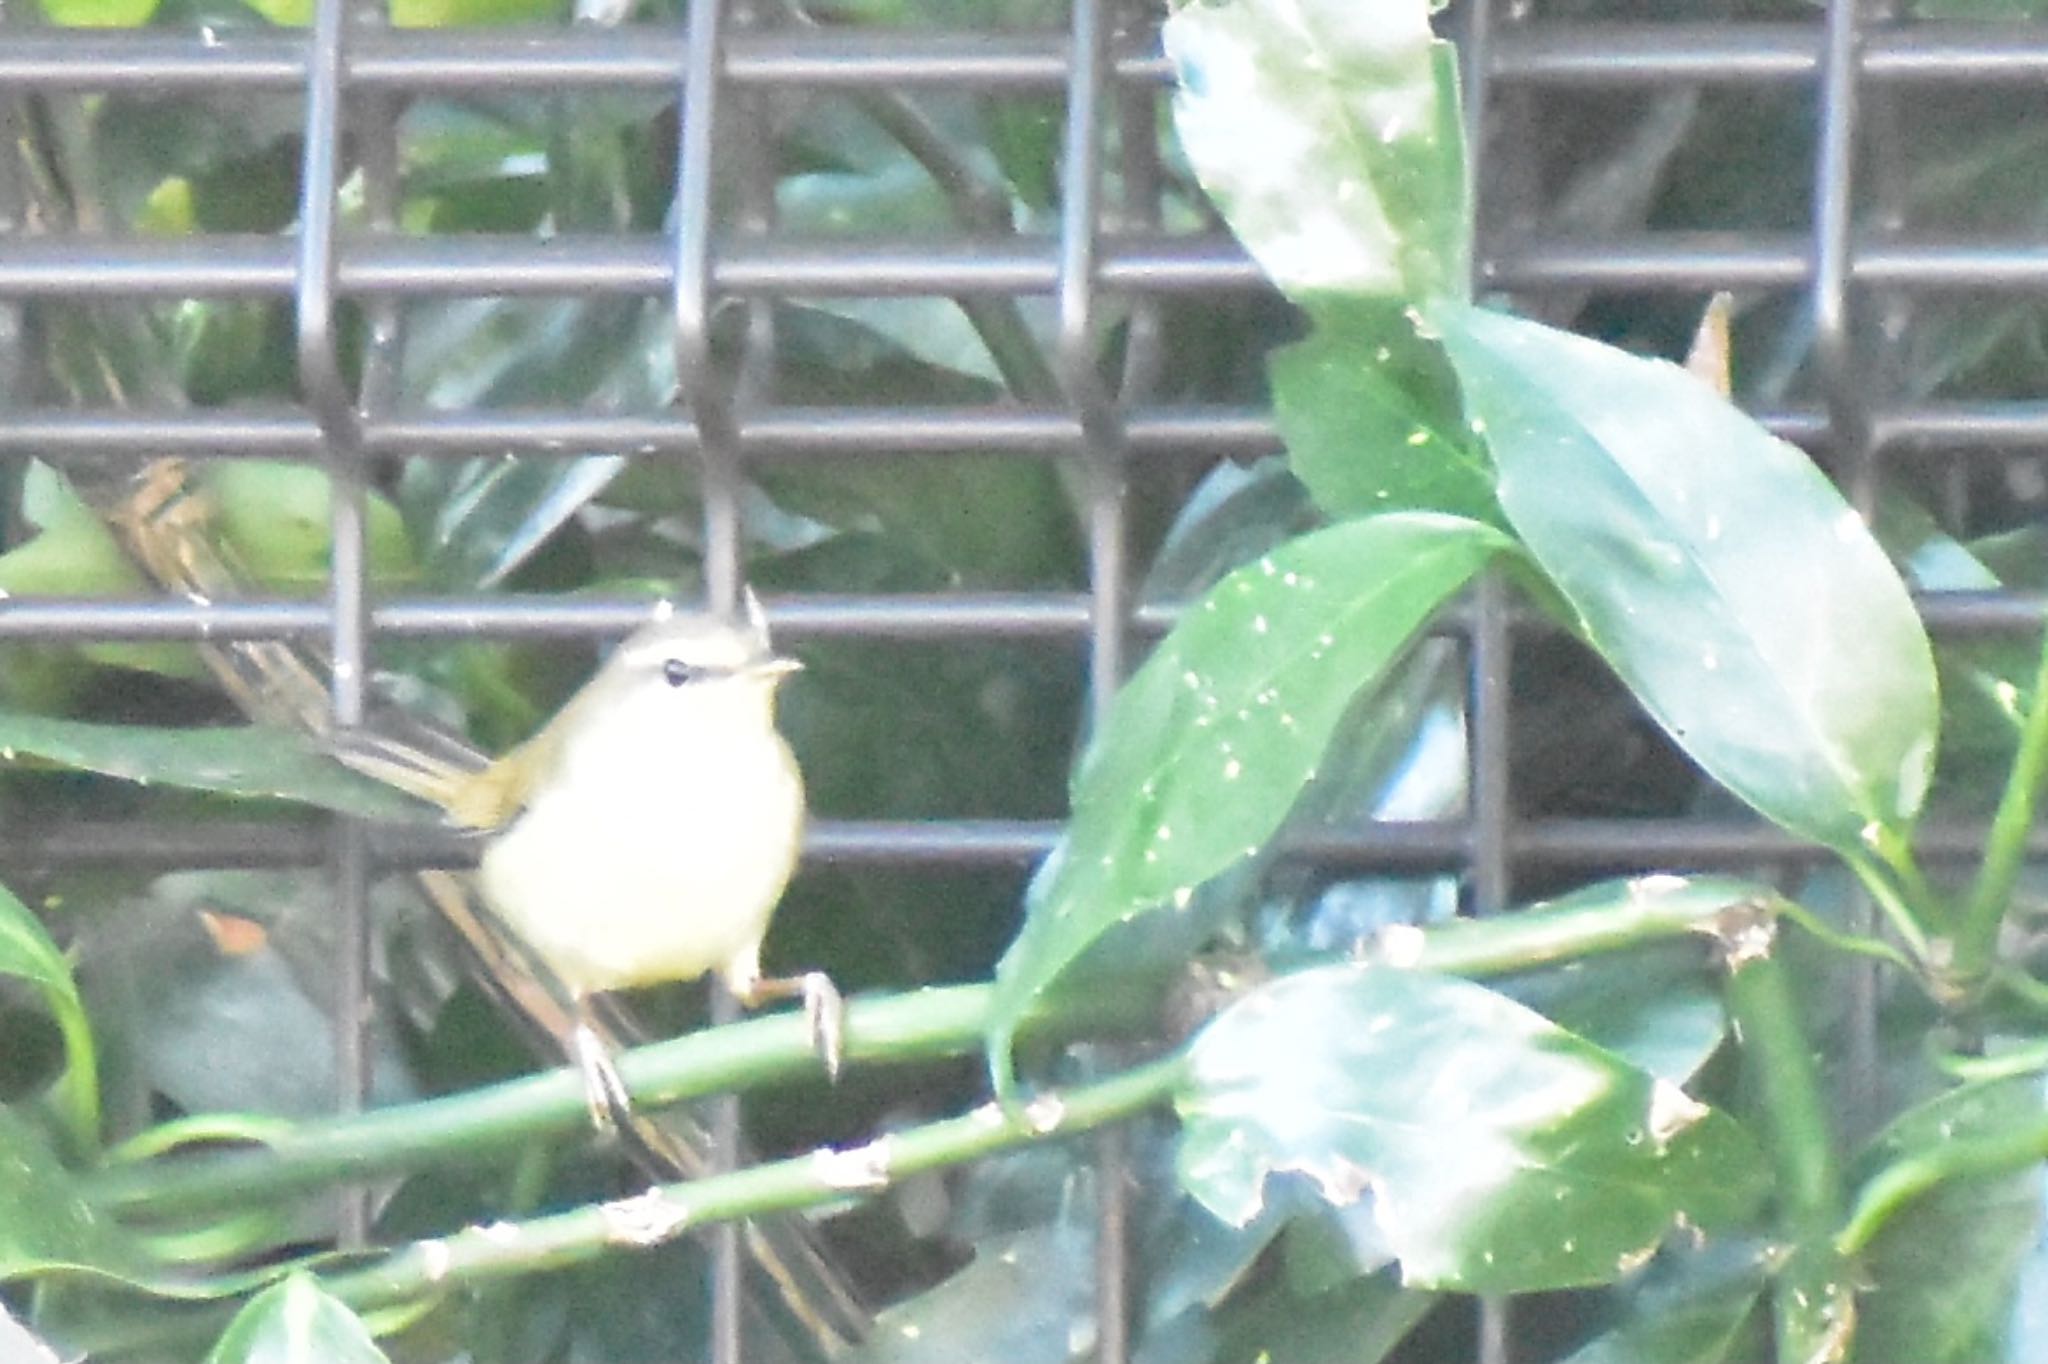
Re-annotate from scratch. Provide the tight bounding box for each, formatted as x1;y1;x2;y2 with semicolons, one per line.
801;971;845;1082
737;970;845;1081
573;1021;635;1135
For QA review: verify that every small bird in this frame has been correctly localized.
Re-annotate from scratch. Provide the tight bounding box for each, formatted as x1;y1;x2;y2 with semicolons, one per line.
337;593;839;1120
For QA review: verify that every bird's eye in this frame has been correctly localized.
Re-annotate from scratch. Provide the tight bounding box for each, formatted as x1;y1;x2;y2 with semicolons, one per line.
662;658;702;688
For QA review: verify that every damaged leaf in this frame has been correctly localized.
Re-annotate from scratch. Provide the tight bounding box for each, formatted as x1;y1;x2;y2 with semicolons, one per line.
985;513;1510;1096
1175;964;1768;1293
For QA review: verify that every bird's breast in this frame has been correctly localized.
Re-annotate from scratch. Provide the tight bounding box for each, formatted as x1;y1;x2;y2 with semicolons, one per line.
476;717;804;995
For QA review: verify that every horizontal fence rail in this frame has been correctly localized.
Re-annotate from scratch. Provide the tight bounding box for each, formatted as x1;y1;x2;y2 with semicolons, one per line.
0;0;2040;1360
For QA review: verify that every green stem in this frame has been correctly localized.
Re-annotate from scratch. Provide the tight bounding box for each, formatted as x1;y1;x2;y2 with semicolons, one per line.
1872;823;1947;934
1724;934;1842;1237
1722;927;1851;1364
1837;1115;2048;1256
324;1055;1182;1312
1925;1029;2048;1082
1844;850;1934;968
52;999;100;1158
88;982;1141;1220
1394;876;1757;976
95;877;1775;1223
1992;965;2048;1020
68;1057;1188;1360
1776;898;1916;974
1957;620;2048;989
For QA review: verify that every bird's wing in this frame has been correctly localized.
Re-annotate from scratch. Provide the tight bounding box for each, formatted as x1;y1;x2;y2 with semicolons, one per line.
330;706;543;832
443;737;550;831
331;728;481;818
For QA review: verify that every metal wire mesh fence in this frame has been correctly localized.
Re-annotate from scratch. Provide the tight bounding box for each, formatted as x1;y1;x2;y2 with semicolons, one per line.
4;0;2048;1359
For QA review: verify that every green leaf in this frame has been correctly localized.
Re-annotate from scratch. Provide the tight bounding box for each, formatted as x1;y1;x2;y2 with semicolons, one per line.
1850;1075;2048;1363
986;513;1511;1093
1272;299;1498;524
1207;1267;1435;1364
247;0;560;25
397;297;667;590
0;1106;153;1286
1141;458;1321;602
760;452;1079;592
1876;494;2040;815
843;1222;1095;1364
1504;944;1728;1089
199;463;417;593
1431;303;1939;854
89;92;300;236
1557;1241;1769;1364
1163;0;1467;302
763;306;1080;588
36;0;157;26
0;713;426;821
0;877;97;1151
0;464;205;688
1908;0;2048;18
1176;964;1769;1293
1774;1242;1857;1364
206;1275;390;1364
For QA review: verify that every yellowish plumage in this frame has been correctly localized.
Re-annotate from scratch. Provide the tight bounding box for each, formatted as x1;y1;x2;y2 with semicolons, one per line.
338;604;806;1003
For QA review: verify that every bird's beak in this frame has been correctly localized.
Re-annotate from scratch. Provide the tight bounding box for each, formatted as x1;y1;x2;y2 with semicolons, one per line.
749;655;804;681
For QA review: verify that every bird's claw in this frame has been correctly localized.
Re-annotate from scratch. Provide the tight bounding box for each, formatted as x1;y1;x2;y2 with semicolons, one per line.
801;971;845;1082
735;969;845;1082
573;1022;634;1136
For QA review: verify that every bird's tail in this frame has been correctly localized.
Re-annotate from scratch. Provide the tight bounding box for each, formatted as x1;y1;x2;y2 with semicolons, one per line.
330;723;491;823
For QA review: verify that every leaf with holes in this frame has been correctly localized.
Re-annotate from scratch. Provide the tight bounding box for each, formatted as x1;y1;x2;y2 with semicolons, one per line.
1177;964;1768;1293
985;513;1512;1095
1163;0;1467;303
1430;303;1938;853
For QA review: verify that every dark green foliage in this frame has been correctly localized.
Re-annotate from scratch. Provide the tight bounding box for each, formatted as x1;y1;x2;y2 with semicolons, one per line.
5;0;2048;1360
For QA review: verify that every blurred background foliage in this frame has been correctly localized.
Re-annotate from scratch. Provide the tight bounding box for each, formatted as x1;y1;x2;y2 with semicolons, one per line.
4;0;2048;1358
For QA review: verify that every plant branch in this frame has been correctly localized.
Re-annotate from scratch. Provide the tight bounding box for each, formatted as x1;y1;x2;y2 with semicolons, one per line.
59;1056;1188;1360
1836;1115;2048;1256
1956;621;2048;991
1992;964;2048;1020
1871;822;1946;934
1925;1028;2048;1082
1844;850;1934;970
85;982;1148;1221
1718;915;1850;1363
1382;879;1759;977
1776;898;1917;974
1722;921;1842;1236
326;1055;1183;1311
97;879;1774;1224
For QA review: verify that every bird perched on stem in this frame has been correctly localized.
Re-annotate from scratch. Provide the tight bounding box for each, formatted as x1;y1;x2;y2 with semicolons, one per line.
337;592;839;1122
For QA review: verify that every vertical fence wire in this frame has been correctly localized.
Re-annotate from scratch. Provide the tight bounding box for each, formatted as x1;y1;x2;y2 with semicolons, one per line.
294;0;375;1247
0;0;2036;1357
1812;0;1885;1142
1054;2;1135;1357
351;0;406;1250
672;0;748;1354
1459;0;1516;1359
